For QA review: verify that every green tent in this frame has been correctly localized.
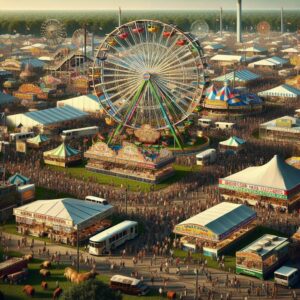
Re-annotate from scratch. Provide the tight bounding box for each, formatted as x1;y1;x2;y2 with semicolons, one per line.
44;143;81;158
8;173;30;186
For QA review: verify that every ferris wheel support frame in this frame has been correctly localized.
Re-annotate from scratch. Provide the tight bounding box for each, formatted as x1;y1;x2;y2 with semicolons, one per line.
148;80;184;149
107;80;147;145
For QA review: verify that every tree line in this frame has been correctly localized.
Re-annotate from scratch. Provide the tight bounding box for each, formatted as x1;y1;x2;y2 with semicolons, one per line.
0;10;299;36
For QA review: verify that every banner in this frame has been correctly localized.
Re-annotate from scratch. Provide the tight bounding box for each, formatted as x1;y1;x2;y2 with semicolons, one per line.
16;141;27;153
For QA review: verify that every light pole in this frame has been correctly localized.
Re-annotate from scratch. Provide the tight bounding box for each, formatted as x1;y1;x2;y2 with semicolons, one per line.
76;220;85;273
194;268;199;300
125;186;128;215
0;141;9;183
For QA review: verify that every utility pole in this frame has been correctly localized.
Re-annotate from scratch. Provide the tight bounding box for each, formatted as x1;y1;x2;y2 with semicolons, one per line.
125;186;128;215
281;7;284;35
118;7;122;27
220;7;223;38
194;268;199;300
84;24;87;60
237;0;242;43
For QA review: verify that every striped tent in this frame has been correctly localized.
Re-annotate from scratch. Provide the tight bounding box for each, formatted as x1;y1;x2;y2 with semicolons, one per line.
8;173;30;186
43;143;80;158
206;84;218;100
217;82;235;101
219;136;246;148
213;70;260;83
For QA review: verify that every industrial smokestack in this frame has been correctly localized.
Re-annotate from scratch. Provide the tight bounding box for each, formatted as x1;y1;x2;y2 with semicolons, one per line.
281;7;284;34
237;0;242;43
118;7;122;27
220;7;223;37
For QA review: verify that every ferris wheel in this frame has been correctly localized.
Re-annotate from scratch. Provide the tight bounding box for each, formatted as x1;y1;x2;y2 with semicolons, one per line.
92;20;207;147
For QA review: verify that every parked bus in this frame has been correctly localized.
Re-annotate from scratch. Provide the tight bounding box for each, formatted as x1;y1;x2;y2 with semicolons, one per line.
274;266;299;287
85;195;108;205
0;258;27;280
61;126;99;140
110;275;149;296
9;132;34;142
196;149;217;166
89;220;138;255
198;118;213;128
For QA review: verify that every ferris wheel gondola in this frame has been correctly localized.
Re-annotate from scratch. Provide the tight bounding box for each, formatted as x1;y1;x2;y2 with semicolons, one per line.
92;19;207;148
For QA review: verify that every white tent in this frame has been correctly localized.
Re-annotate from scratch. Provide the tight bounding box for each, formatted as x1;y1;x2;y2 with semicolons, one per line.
221;155;300;191
219;136;245;148
248;56;288;68
258;84;300;98
281;48;299;54
56;94;101;113
6;105;88;129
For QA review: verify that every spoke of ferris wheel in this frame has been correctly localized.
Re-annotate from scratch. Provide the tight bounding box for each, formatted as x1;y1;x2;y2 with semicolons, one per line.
148;25;168;70
156;77;197;103
159;55;197;74
154;34;184;69
104;79;142;103
100;65;136;77
107;40;145;72
159;79;198;101
113;33;147;71
105;57;137;73
102;76;141;94
110;85;141;118
152;77;189;117
121;34;148;70
156;46;194;74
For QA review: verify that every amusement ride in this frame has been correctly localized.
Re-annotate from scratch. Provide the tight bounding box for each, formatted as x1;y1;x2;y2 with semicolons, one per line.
92;19;208;150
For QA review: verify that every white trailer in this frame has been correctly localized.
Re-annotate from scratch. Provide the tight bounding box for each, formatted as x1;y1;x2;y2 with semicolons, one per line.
196;149;217;166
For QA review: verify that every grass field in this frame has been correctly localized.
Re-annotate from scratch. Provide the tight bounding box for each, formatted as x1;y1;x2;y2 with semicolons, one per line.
47;163;197;192
0;246;166;300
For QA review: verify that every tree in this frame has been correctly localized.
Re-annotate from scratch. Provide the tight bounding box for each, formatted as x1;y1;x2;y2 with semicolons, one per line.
64;279;122;300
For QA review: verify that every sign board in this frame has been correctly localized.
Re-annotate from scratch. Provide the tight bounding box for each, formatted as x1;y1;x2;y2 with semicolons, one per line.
276;118;293;128
16;141;27;153
174;223;219;241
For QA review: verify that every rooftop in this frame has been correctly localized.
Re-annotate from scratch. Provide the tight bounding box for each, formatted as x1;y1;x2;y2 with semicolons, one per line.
238;234;288;258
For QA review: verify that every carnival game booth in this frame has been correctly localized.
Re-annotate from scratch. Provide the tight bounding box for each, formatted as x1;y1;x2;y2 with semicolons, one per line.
236;234;289;280
43;143;82;167
13;198;114;245
173;202;257;257
219;136;246;154
258;84;300;102
259;116;300;144
26;134;50;148
85;141;175;184
203;81;263;117
219;155;300;210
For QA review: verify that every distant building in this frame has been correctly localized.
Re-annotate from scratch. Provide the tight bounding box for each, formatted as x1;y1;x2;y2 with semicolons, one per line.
259;116;300;143
0;184;19;222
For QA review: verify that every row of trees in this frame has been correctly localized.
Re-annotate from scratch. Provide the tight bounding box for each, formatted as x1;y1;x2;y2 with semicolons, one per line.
0;10;299;36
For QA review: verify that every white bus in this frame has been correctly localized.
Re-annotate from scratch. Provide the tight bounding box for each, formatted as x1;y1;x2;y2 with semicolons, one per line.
196;149;217;166
198;118;213;128
9;132;34;142
89;220;138;255
61;126;99;140
85;195;109;205
274;266;299;287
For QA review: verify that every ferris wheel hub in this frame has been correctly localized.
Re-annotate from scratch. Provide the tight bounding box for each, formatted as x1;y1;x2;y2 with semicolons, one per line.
143;73;151;81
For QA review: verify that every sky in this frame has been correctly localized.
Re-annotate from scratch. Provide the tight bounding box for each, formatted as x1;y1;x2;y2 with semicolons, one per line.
0;0;299;11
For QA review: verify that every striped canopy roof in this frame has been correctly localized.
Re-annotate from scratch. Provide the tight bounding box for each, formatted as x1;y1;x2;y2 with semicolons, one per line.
43;143;80;158
8;173;30;185
219;136;246;147
213;70;260;83
27;134;49;145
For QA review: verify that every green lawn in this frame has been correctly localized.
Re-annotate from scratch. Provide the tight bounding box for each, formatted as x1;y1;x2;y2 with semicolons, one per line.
0;248;166;300
47;163;197;192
